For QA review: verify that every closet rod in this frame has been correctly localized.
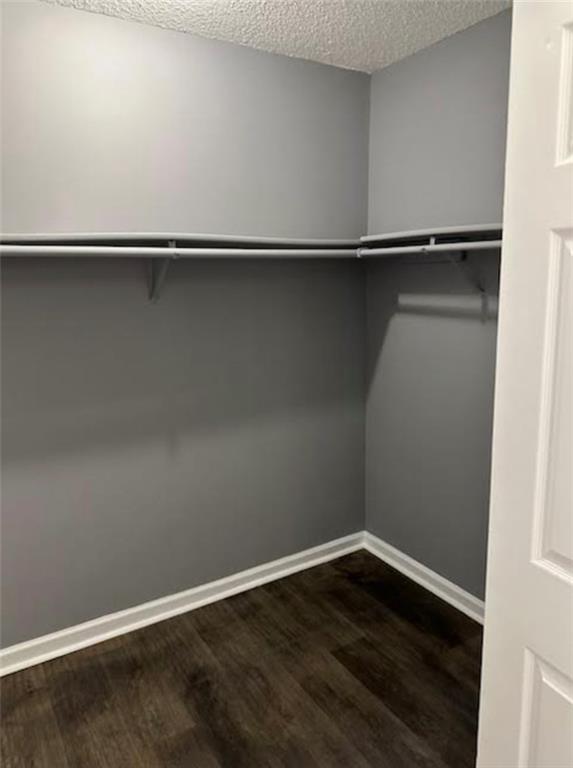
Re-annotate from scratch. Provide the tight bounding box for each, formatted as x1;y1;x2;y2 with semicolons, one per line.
358;240;502;258
0;245;358;259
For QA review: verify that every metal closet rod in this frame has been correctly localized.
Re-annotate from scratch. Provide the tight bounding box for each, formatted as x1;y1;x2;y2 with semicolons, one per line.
358;240;502;258
0;245;358;259
0;241;502;259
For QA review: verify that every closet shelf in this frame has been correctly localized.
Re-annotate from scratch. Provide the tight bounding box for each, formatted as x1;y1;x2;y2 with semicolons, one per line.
0;232;361;248
0;232;361;302
1;224;503;301
357;223;502;299
358;223;502;258
360;223;502;244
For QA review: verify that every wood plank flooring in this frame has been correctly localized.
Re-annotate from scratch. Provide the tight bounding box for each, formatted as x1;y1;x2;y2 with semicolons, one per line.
1;551;483;767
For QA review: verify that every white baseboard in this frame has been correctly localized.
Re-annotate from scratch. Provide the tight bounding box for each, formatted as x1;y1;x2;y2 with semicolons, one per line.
363;531;485;624
0;530;484;677
0;532;363;677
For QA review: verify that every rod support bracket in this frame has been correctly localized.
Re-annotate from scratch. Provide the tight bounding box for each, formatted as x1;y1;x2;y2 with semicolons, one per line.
446;249;490;321
148;240;176;302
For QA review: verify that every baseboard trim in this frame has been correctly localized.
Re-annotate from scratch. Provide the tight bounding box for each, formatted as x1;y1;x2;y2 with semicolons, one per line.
0;532;363;677
1;530;484;676
363;531;485;624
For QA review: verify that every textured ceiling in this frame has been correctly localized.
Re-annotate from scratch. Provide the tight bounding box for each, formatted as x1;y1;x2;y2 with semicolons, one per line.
42;0;511;73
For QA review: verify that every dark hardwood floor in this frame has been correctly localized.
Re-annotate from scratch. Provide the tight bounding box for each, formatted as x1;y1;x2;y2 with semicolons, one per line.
1;551;483;767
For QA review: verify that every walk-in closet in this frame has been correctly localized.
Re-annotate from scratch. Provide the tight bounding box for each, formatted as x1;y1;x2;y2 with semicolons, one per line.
2;2;572;767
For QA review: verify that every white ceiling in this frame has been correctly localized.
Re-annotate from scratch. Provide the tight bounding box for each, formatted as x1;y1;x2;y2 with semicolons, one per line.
42;0;511;73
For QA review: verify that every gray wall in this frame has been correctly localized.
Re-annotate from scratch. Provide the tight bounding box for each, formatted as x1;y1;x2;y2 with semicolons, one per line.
2;259;365;647
365;11;511;598
0;1;367;646
368;11;512;235
1;1;369;238
366;255;500;598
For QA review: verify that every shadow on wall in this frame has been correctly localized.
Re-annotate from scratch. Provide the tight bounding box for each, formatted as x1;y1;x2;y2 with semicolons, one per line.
397;291;498;321
2;258;365;462
365;250;500;598
366;250;500;386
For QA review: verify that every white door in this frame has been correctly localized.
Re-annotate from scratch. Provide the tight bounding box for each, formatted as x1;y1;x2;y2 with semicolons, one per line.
477;1;573;766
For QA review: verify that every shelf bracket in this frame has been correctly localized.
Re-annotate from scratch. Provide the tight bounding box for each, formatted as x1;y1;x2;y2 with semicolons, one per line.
148;241;176;302
447;249;490;321
457;250;487;292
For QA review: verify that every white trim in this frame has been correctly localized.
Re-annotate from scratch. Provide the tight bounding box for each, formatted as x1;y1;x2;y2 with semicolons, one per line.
0;531;485;676
0;533;363;677
363;532;485;624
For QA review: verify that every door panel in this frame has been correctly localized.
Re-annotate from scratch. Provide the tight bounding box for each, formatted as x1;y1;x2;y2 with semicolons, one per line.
533;232;572;581
477;2;573;767
521;652;573;768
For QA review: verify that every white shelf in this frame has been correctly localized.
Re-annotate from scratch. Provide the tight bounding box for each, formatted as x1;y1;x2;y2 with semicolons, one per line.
1;231;361;249
361;223;502;245
1;225;503;300
0;232;361;302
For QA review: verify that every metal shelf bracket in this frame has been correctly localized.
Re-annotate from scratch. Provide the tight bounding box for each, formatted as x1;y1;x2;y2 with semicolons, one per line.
447;250;491;322
148;241;176;302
